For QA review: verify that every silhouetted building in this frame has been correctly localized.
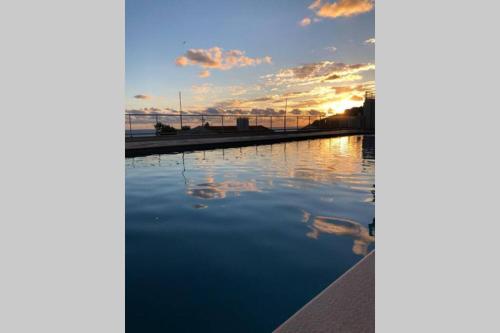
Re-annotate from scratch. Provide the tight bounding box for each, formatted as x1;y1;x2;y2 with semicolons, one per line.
344;106;363;117
363;91;375;131
304;114;362;130
237;117;249;131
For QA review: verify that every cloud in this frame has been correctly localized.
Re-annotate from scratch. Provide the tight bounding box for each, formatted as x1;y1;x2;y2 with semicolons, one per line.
134;94;151;100
332;81;375;94
251;96;276;102
325;46;337;53
175;56;188;66
324;74;363;82
332;86;354;94
200;81;374;114
307;110;325;116
199;70;211;78
309;0;322;10
126;107;175;114
262;61;374;87
325;74;341;80
191;83;213;95
229;85;250;96
309;0;374;19
364;37;375;44
299;17;312;27
230;107;325;117
199;106;286;116
175;47;272;77
212;91;331;114
125;107;178;125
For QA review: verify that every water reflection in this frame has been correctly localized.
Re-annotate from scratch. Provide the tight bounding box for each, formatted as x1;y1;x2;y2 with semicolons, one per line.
126;136;375;245
126;135;375;333
301;209;374;256
126;136;374;184
362;135;375;160
369;218;375;237
193;203;208;209
187;179;260;200
304;215;375;256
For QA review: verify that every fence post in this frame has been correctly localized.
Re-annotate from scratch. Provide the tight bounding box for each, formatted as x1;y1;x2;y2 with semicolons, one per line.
155;114;159;136
221;115;224;129
296;116;299;130
256;116;258;127
284;98;287;132
309;116;311;127
128;114;133;138
202;115;204;126
270;116;273;130
179;91;183;129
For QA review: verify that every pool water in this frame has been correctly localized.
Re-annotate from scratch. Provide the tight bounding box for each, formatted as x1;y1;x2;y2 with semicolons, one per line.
126;135;375;333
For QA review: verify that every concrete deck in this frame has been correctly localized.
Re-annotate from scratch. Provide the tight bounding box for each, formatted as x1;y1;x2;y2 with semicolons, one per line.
125;129;370;157
274;251;375;333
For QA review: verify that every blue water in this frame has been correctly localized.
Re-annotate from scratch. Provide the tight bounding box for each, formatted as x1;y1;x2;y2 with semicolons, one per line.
126;135;375;332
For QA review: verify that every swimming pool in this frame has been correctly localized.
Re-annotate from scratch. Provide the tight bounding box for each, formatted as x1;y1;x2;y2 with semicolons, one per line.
126;135;375;332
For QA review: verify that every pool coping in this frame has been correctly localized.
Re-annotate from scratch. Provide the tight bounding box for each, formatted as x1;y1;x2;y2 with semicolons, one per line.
125;129;373;157
273;251;375;333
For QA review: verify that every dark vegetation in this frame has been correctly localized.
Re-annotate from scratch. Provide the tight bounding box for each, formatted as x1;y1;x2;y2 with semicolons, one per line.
154;122;177;135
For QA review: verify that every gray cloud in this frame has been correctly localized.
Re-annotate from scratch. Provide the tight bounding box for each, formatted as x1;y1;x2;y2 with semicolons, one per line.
134;94;151;100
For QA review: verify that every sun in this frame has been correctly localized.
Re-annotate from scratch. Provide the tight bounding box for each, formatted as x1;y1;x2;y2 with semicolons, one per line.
322;98;363;115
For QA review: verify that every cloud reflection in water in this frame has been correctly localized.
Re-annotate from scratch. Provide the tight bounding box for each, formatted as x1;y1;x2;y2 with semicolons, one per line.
187;179;260;200
303;214;374;256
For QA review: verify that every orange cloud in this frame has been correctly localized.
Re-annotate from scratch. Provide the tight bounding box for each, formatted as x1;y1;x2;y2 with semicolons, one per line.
199;70;211;78
299;17;312;27
175;56;188;66
332;82;375;94
309;0;374;19
175;47;272;77
197;78;375;114
262;61;374;87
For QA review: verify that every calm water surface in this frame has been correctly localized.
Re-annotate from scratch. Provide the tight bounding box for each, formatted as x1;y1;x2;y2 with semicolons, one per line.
126;135;375;333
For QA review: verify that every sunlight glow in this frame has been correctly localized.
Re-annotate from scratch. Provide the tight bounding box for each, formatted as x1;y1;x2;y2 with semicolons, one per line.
322;98;362;114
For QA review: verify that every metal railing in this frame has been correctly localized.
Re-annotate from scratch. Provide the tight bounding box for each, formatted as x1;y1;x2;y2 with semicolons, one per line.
125;113;332;138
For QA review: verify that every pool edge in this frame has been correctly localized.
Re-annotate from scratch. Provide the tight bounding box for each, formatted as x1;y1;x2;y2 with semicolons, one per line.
125;130;373;157
273;251;375;333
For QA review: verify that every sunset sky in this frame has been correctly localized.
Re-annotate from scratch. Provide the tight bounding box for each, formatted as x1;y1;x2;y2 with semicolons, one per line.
126;0;374;116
